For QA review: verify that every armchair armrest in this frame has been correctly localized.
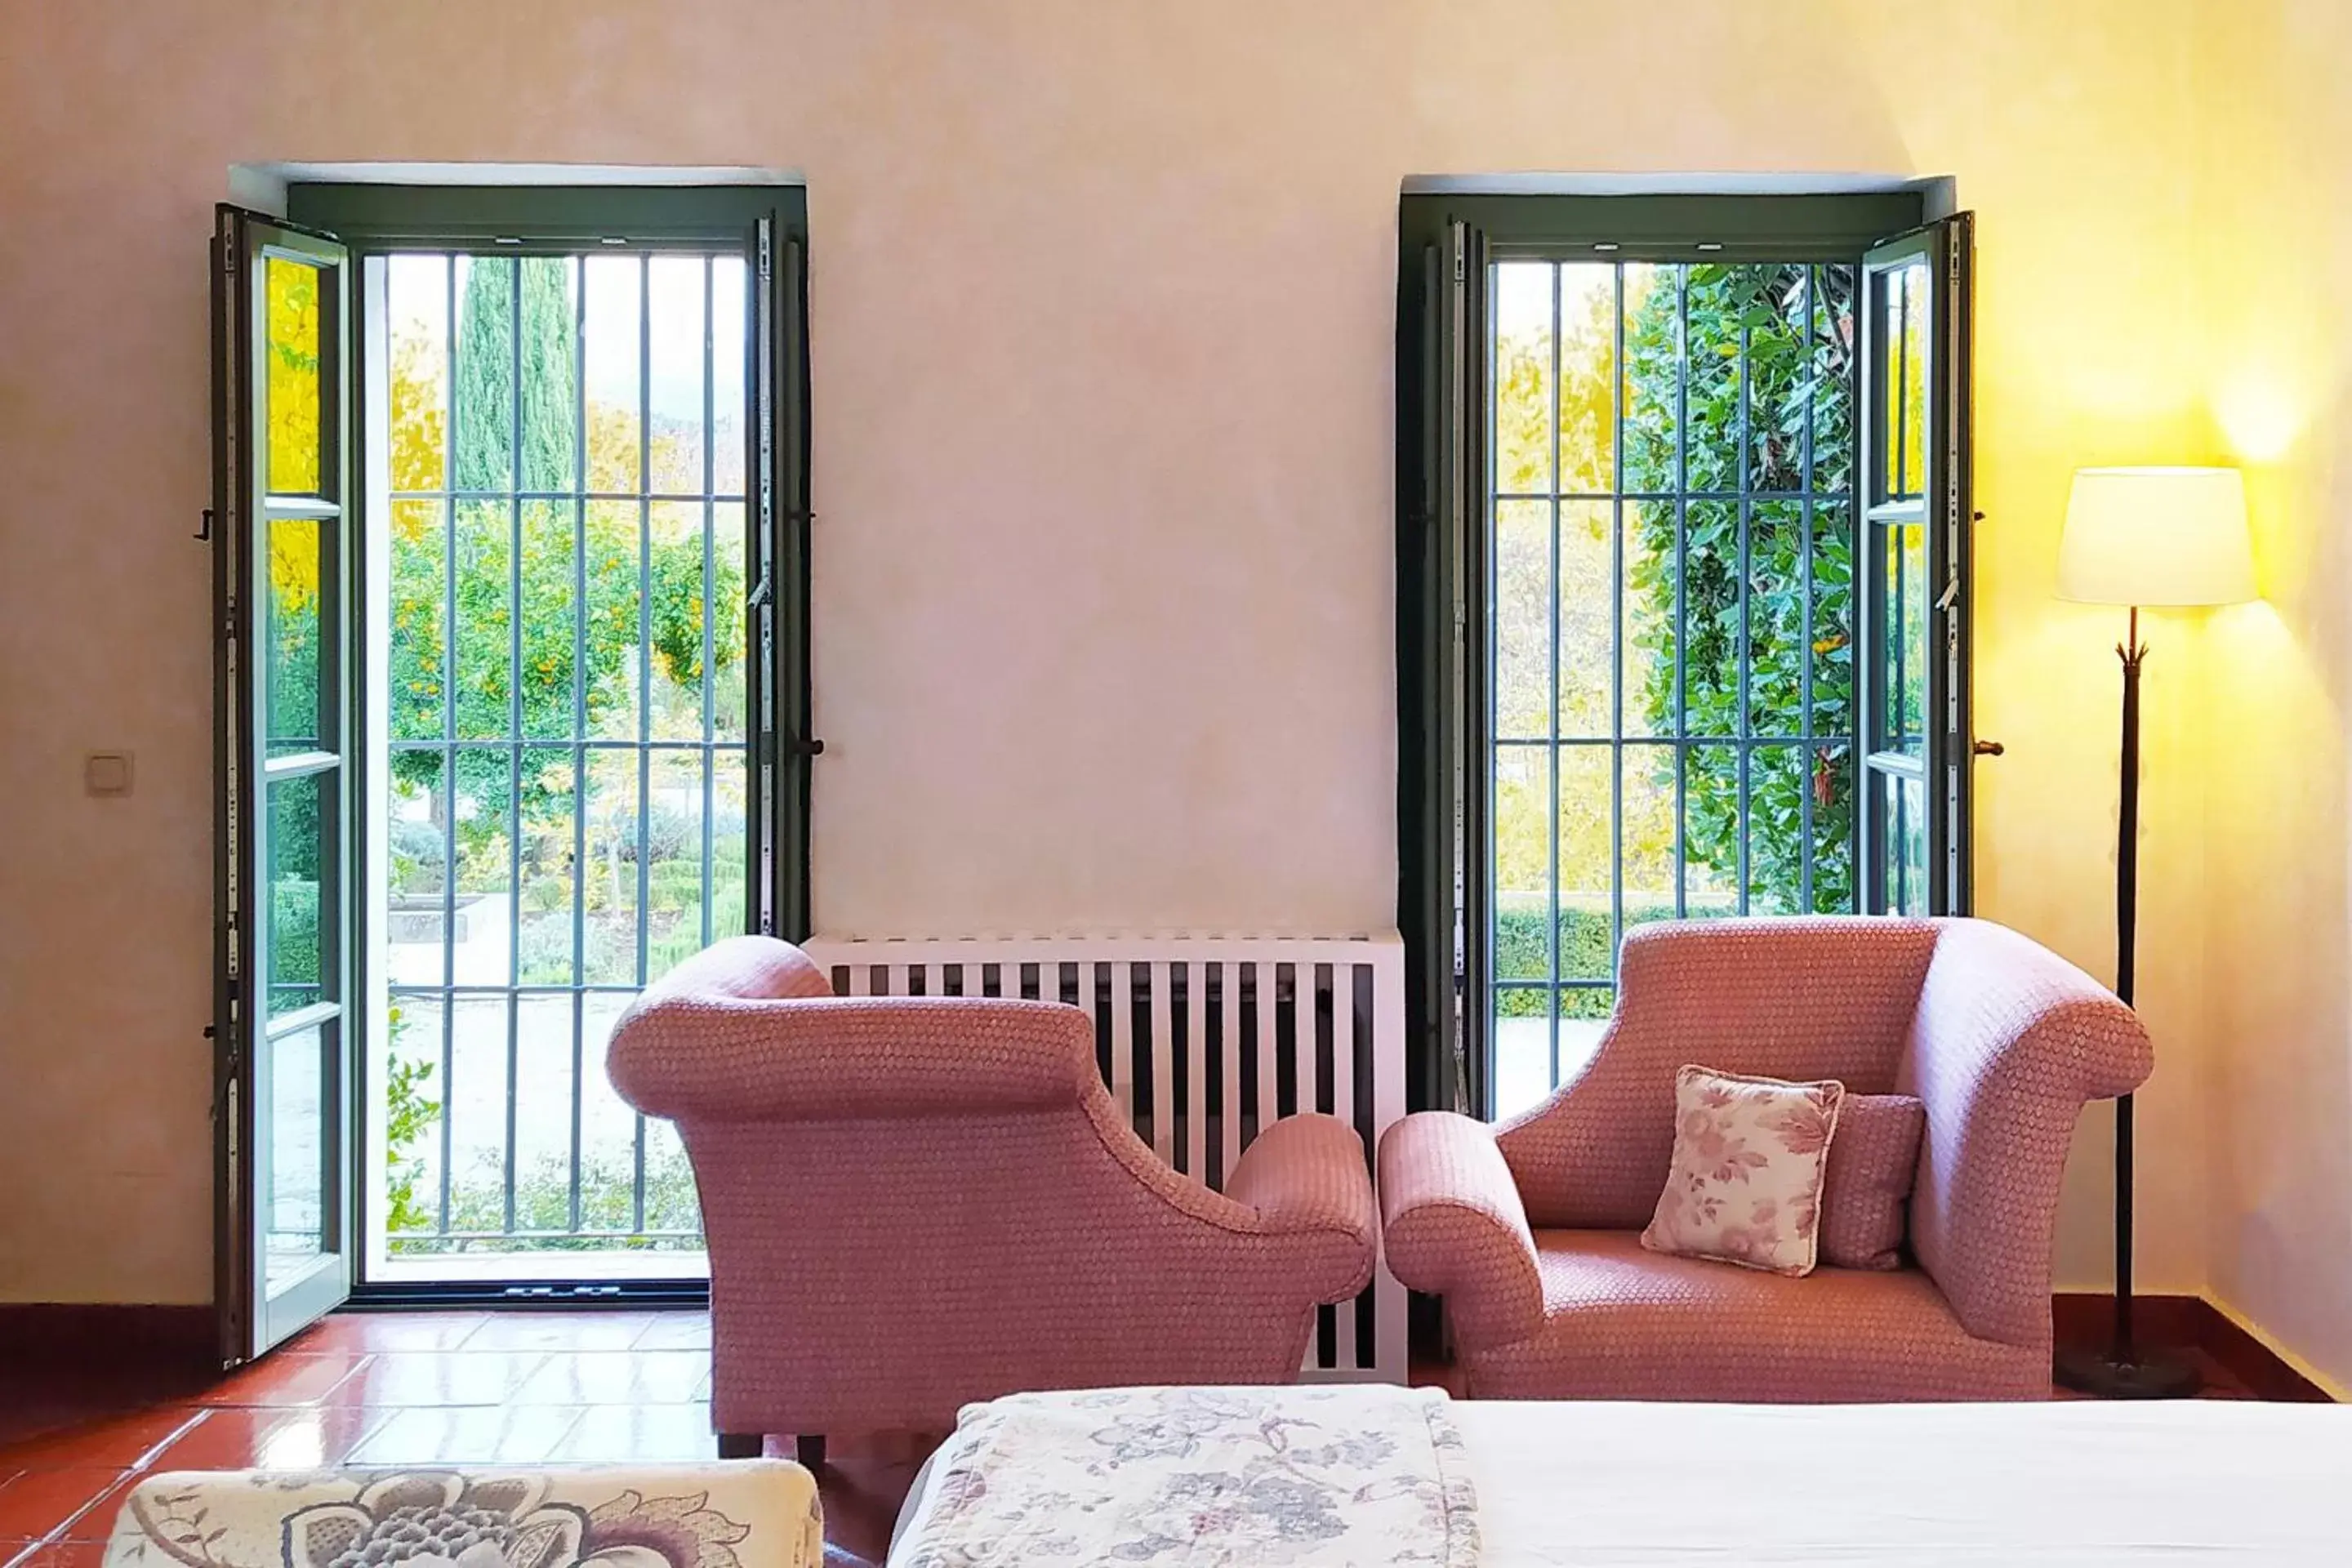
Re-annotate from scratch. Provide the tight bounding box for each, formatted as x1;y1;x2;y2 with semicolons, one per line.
1225;1112;1376;1248
1907;919;2154;1348
1378;1112;1544;1352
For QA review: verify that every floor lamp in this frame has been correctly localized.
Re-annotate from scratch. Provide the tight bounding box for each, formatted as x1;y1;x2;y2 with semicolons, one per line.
2051;466;2256;1399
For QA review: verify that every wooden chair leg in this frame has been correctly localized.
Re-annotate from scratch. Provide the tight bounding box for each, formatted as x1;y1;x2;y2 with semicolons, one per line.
795;1434;826;1469
717;1432;763;1459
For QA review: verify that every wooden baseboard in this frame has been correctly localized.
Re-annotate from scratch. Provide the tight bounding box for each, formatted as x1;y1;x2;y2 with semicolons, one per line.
2052;1291;2336;1402
0;1303;216;1387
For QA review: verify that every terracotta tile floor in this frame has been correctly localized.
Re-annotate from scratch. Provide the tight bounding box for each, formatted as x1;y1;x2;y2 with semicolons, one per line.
0;1309;2261;1568
0;1312;926;1568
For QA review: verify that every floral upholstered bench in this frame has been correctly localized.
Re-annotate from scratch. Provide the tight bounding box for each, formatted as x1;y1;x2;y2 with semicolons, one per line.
98;1463;820;1568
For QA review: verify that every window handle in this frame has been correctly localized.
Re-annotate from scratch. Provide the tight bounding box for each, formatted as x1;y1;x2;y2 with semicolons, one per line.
1972;738;2005;757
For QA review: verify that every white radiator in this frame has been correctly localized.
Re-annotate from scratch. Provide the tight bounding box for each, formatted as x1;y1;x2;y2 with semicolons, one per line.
799;932;1410;1385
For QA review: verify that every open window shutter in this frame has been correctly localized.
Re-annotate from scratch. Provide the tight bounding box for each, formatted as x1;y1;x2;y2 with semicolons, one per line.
1856;213;1976;915
212;204;359;1362
746;214;815;942
1402;217;1490;1115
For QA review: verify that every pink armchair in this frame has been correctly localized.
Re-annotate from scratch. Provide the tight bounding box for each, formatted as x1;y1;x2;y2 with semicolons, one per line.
608;936;1379;1459
1380;917;2151;1401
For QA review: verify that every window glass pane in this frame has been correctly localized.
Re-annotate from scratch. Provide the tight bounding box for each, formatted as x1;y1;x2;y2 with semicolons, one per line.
710;257;748;496
519;256;579;494
1901;261;1930;501
1811;265;1854;495
1492;263;1554;495
389;500;447;742
1682;500;1738;735
519;500;577;740
1621;742;1677;933
386;256;448;494
1880;269;1905;500
1811;743;1857;914
1882;520;1927;755
1555;745;1612;978
265;1021;327;1288
585;499;644;742
1683;742;1740;916
1557;264;1615;493
648;256;707;495
452;256;515;494
1557;501;1610;737
1747;744;1806;915
383;992;445;1251
1492;746;1552;981
1885;770;1929;915
1494;500;1549;739
452;499;511;740
1745;265;1809;494
266;513;327;756
517;746;578;986
1747;500;1803;737
268;771;330;1013
386;749;446;929
1622;498;1673;739
1682;265;1741;494
510;993;579;1234
265;256;323;496
581;751;641;985
711;502;748;743
649;501;708;741
584;256;643;493
1491;987;1552;1120
1620;265;1680;494
1810;501;1854;738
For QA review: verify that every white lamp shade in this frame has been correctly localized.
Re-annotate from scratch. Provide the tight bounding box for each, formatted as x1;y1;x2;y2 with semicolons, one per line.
2056;466;2256;607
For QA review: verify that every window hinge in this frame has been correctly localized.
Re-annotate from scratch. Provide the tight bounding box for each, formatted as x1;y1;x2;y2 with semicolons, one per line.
195;508;213;541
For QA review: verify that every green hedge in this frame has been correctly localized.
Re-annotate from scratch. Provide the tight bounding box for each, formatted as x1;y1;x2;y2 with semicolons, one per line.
1492;897;1735;1018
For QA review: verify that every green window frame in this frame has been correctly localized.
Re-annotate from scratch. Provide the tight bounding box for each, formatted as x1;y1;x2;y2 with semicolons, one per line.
1395;191;1974;1120
214;181;813;1343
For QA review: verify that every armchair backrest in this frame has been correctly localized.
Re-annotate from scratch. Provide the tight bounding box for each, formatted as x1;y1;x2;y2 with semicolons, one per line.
608;936;1101;1119
1496;917;1941;1227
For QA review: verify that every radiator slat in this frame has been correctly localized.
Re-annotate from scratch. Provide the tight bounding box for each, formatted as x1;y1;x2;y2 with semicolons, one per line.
1149;960;1175;1166
1111;960;1135;1134
1219;961;1243;1185
1185;960;1209;1183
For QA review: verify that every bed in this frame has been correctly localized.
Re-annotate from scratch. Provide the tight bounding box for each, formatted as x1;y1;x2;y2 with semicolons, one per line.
891;1388;2348;1566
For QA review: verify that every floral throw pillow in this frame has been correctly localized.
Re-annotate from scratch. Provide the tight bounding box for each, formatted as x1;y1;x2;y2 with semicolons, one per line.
1641;1065;1846;1278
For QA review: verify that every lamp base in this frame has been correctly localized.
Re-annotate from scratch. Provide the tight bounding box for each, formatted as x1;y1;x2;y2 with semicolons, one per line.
2053;1343;2203;1400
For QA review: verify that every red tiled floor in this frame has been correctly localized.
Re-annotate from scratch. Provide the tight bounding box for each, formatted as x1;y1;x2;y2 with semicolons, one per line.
0;1472;133;1542
514;1352;710;1406
0;1305;2280;1568
0;1409;195;1472
462;1313;655;1353
323;1350;546;1408
193;1351;370;1409
283;1312;487;1355
11;1544;108;1568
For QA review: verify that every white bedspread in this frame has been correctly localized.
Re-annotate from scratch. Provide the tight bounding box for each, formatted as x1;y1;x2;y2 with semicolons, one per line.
897;1396;2349;1566
1458;1399;2345;1565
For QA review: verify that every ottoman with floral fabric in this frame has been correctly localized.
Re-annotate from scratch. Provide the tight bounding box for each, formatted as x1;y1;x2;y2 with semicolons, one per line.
98;1464;821;1568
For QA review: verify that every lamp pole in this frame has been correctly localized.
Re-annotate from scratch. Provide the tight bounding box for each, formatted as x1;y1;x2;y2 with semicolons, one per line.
2112;604;2142;1365
2054;603;2198;1397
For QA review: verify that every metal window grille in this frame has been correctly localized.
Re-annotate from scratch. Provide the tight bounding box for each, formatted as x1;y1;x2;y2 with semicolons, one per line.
378;249;749;1264
1486;259;1861;1116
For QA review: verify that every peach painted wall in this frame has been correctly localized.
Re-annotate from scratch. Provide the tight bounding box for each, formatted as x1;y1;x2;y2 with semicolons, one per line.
2194;0;2352;1397
0;1;2228;1316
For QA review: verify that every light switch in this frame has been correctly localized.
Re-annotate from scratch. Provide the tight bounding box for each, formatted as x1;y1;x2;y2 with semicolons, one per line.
85;751;134;796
